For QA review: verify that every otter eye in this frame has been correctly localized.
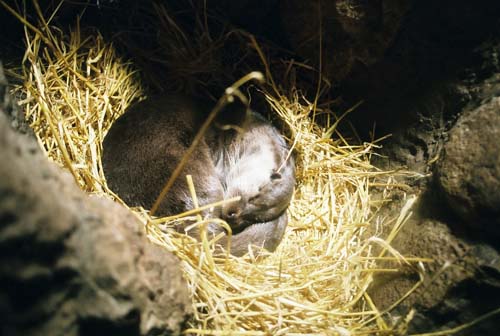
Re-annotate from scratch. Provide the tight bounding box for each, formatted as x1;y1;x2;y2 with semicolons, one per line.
270;172;282;180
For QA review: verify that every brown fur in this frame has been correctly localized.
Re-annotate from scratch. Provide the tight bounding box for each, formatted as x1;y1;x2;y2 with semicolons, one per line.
102;95;295;255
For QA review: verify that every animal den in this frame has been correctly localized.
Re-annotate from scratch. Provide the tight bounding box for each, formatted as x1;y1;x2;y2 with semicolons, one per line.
7;2;421;335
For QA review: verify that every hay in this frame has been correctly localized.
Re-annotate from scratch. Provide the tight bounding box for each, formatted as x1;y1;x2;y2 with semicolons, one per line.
4;0;144;194
4;1;432;335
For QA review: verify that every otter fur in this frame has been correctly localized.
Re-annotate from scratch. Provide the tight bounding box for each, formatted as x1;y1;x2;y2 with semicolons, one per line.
102;95;295;256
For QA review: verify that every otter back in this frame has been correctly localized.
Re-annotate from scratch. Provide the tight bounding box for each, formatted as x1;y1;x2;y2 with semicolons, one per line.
102;96;223;217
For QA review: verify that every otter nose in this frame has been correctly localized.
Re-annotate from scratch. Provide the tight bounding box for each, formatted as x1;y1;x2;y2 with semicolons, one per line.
222;203;242;223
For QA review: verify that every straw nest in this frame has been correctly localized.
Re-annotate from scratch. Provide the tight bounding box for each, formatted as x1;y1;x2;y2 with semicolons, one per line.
5;2;425;335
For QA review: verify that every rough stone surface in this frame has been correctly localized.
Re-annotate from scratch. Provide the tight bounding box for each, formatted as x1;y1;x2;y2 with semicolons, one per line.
280;0;411;83
0;62;32;135
366;31;500;335
436;98;500;235
338;1;500;138
368;200;500;335
0;87;192;335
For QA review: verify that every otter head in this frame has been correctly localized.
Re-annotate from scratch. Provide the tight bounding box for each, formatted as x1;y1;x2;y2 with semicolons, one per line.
221;154;295;234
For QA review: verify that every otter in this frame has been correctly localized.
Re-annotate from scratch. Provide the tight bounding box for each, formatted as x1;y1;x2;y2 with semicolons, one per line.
102;94;295;255
210;110;295;234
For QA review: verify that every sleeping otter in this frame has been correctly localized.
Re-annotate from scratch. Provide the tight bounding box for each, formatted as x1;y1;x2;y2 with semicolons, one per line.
102;94;295;256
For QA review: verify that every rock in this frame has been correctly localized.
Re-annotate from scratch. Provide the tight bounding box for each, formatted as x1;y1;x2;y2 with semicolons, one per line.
368;212;500;335
0;62;32;135
436;98;500;236
367;36;500;334
336;1;500;138
0;93;191;334
280;0;411;83
209;0;279;33
368;218;473;313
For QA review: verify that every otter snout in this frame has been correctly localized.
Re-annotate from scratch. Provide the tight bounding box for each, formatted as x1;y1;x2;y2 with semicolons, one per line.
221;199;245;231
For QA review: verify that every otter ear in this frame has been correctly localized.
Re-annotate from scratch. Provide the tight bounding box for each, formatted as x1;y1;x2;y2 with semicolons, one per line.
270;172;282;180
216;98;249;129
